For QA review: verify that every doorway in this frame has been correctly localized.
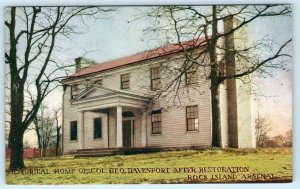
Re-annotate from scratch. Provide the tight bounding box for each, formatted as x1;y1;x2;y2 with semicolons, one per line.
122;120;133;147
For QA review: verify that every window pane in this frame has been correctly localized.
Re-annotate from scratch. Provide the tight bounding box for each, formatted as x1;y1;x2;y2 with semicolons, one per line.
151;67;161;90
121;74;130;89
122;74;129;81
94;79;102;86
123;82;129;89
187;107;190;112
152;111;162;134
152;115;157;122
94;118;102;139
187;122;194;131
151;67;160;79
188;112;192;118
70;121;77;140
186;70;197;85
122;81;129;89
71;85;79;99
195;118;199;130
186;106;198;131
157;114;161;121
194;111;198;118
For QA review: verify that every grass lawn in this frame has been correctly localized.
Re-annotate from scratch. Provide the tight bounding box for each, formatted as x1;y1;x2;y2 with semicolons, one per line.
6;148;292;184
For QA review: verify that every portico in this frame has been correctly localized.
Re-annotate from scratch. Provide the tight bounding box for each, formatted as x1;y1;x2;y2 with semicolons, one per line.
72;86;150;150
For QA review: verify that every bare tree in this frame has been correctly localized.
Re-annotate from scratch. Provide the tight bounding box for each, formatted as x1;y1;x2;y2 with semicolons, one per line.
284;128;292;147
272;128;292;147
135;5;292;147
5;6;114;170
53;107;62;156
255;115;272;147
32;104;56;157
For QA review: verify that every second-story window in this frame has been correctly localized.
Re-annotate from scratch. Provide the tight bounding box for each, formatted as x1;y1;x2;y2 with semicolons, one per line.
151;67;161;91
94;79;102;86
185;63;198;85
84;79;92;88
121;73;130;90
71;84;79;99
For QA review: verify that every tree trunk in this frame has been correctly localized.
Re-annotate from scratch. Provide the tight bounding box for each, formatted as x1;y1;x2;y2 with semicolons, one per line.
209;5;222;147
35;126;42;157
7;7;26;170
211;80;222;147
9;126;25;170
9;80;26;169
56;126;61;156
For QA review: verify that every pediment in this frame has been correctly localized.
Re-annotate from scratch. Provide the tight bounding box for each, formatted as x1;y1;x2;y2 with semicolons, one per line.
80;87;115;99
73;86;150;104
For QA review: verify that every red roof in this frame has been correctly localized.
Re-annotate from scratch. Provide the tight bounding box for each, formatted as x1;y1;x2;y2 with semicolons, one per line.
63;38;206;82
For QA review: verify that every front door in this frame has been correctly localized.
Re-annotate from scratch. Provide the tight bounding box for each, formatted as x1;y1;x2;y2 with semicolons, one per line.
122;120;132;147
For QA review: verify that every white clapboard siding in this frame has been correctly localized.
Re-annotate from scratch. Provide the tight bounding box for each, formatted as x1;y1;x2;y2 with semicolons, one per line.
220;82;229;147
63;87;80;154
63;52;214;152
146;85;212;147
82;111;108;149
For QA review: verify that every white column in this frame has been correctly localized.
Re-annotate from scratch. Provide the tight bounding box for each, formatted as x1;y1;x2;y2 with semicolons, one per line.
102;113;109;148
78;111;85;149
116;106;123;147
141;112;147;147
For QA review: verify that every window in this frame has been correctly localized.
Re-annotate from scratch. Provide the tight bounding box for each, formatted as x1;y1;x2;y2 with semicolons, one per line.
185;63;198;85
84;79;93;88
94;118;102;139
71;84;79;99
151;110;162;134
93;79;102;86
151;67;161;90
70;121;77;141
121;73;130;90
186;105;199;131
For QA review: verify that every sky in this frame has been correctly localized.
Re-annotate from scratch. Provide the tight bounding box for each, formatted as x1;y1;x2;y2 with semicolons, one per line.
4;6;292;144
248;15;293;136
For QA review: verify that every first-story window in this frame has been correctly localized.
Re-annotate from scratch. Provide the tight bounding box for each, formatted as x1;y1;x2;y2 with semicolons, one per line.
70;121;78;141
151;110;162;134
186;105;199;131
121;73;130;90
94;118;102;139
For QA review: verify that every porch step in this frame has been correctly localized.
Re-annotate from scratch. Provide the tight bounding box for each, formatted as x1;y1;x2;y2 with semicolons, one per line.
73;148;123;158
75;149;117;154
74;152;115;158
73;147;160;158
72;146;210;158
76;147;123;152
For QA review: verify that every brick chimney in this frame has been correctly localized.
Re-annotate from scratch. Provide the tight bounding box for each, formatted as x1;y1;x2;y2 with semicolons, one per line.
75;57;96;73
75;57;83;73
222;16;255;148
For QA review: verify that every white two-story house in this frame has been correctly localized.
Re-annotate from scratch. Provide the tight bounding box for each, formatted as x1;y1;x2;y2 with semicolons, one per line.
61;17;256;154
